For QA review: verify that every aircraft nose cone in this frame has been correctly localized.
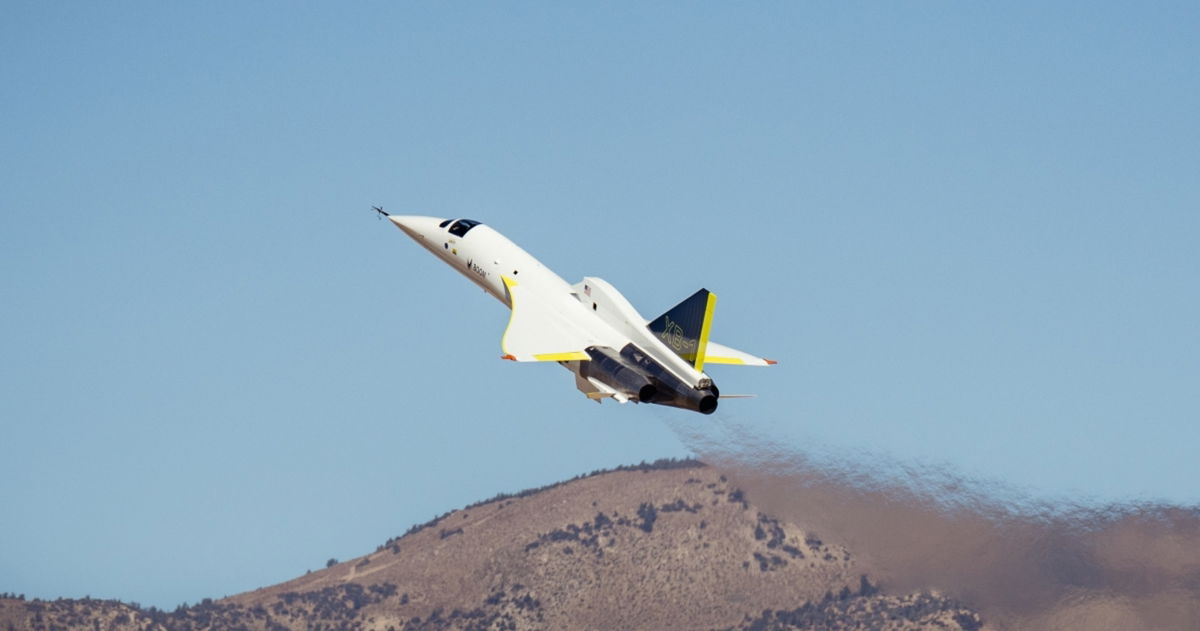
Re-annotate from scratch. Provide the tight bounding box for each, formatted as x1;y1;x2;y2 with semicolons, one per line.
388;215;445;241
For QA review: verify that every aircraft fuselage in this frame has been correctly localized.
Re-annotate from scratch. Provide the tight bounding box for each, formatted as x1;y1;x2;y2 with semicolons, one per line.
386;215;724;413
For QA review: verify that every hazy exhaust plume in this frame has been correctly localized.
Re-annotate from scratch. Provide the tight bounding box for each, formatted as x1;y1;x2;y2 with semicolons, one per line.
668;417;1200;630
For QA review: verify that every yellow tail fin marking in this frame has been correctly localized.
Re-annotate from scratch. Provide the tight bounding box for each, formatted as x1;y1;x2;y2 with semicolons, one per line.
693;291;717;372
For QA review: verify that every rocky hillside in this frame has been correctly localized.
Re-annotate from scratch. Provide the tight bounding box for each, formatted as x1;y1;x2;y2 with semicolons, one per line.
0;460;984;630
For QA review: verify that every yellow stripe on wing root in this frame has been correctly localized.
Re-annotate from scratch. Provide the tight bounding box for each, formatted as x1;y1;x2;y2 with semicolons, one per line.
534;352;590;361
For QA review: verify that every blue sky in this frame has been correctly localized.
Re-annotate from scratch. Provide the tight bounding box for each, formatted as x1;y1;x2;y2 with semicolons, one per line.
3;2;1197;608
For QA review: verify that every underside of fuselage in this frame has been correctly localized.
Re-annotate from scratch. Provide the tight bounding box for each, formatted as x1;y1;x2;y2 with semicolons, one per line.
565;343;719;414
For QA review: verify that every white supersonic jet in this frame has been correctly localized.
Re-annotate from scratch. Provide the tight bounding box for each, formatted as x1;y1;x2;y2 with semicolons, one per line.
378;209;775;414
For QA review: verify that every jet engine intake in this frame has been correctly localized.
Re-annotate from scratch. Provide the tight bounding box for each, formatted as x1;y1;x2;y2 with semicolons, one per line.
581;346;658;402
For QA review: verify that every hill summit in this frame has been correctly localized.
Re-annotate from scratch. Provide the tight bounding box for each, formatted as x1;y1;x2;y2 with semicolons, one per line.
0;459;984;630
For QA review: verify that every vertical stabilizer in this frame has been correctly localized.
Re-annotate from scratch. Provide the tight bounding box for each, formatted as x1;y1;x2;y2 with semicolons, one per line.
647;289;718;372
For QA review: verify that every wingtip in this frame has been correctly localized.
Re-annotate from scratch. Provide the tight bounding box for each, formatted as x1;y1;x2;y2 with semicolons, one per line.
765;358;778;365
501;354;517;361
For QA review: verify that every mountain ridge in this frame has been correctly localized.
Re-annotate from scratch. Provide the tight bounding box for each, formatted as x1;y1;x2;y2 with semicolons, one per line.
1;459;984;630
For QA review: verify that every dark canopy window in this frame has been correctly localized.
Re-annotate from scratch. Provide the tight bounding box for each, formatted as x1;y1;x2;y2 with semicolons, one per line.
448;219;482;237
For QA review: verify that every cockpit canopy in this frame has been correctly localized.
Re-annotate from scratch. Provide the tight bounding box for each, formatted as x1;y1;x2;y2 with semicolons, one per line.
444;218;482;237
